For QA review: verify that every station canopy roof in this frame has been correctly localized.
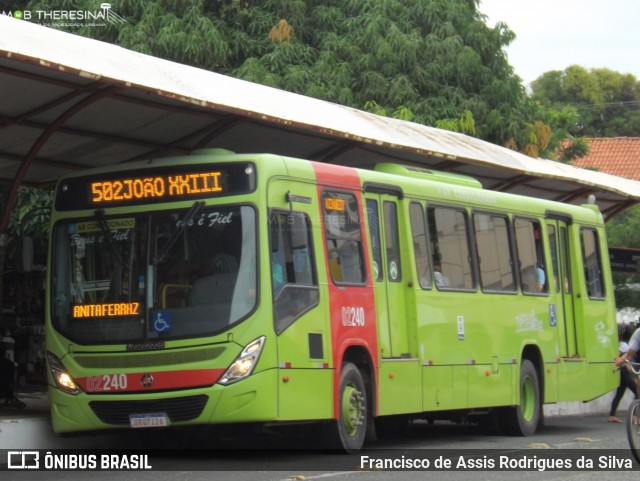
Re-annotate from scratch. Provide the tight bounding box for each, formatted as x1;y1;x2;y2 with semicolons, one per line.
1;16;640;221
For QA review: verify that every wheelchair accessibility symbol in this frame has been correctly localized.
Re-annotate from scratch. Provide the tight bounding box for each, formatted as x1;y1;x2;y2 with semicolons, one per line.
152;311;172;333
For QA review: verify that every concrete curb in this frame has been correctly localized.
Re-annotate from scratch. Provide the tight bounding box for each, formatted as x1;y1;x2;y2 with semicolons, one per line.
544;389;634;417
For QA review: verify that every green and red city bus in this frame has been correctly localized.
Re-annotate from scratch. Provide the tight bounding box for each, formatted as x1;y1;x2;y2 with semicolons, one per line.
46;149;618;451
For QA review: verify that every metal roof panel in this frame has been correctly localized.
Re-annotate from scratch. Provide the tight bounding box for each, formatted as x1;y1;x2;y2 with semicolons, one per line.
0;15;639;220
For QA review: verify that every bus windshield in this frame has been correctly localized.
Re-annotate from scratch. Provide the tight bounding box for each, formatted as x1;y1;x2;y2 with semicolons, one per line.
51;204;257;344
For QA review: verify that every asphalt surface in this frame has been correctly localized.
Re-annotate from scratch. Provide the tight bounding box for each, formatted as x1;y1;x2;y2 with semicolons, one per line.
0;384;635;451
2;386;640;481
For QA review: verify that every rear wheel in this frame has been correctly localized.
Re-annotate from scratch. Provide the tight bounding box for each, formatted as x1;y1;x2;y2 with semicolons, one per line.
498;359;540;436
325;362;368;452
626;400;640;464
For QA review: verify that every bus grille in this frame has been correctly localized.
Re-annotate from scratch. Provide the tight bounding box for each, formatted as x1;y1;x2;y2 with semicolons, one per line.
89;395;208;425
75;347;226;369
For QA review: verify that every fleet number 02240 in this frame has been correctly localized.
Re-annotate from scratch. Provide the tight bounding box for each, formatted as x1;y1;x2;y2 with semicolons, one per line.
86;373;128;392
342;306;365;326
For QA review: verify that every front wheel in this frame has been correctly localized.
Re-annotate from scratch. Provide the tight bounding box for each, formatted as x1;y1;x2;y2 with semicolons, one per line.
497;359;541;436
325;362;368;452
626;399;640;465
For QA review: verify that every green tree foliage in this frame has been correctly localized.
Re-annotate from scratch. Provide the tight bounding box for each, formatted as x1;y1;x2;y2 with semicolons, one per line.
24;0;543;152
7;187;52;267
607;205;640;250
531;66;640;154
532;67;640;305
606;205;640;309
8;187;51;240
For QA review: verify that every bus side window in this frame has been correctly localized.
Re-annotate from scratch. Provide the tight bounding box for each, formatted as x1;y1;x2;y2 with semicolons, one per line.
473;212;516;292
269;211;319;333
427;205;474;290
323;191;366;285
514;218;547;294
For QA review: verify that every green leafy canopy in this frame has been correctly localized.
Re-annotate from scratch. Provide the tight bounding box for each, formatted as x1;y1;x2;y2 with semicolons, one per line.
25;0;540;150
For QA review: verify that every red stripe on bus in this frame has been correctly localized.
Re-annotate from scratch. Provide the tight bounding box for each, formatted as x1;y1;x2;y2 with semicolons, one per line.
76;369;225;393
311;162;380;419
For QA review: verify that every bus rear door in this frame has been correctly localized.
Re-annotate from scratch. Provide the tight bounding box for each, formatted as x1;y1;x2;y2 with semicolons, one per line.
365;192;421;415
547;217;587;401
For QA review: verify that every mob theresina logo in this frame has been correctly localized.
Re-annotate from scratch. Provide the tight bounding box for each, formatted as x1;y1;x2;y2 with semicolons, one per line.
1;3;126;27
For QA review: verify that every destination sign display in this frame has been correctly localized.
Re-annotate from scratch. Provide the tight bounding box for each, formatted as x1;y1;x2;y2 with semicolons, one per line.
55;162;256;210
72;302;141;319
90;171;223;204
325;197;346;211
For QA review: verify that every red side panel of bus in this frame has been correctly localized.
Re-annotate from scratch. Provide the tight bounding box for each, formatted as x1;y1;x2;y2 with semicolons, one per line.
312;162;379;418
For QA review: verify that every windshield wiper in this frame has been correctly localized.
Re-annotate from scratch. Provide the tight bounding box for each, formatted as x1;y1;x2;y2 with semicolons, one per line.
153;201;205;265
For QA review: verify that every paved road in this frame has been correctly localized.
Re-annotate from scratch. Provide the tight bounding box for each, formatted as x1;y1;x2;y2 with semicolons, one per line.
1;388;639;480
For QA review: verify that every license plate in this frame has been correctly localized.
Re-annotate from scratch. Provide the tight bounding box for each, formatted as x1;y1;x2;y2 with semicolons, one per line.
129;413;169;428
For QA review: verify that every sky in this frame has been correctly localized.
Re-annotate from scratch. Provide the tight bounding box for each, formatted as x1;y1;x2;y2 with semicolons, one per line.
478;0;640;86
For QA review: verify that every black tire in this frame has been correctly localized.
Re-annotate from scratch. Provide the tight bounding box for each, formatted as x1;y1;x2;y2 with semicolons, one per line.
325;362;368;452
497;359;541;436
626;400;640;465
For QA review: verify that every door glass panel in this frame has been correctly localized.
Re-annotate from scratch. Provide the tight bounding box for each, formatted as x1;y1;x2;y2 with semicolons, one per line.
410;202;431;289
383;201;402;282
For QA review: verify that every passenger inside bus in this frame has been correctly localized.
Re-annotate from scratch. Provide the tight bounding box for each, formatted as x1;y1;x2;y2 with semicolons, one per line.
433;261;450;288
536;264;546;292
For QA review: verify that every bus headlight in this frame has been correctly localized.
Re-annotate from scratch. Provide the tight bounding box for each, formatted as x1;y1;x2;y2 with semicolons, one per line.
218;336;265;385
47;352;82;395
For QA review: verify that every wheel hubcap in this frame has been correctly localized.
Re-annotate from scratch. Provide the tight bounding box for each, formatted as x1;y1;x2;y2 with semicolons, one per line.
521;376;535;422
341;383;365;437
